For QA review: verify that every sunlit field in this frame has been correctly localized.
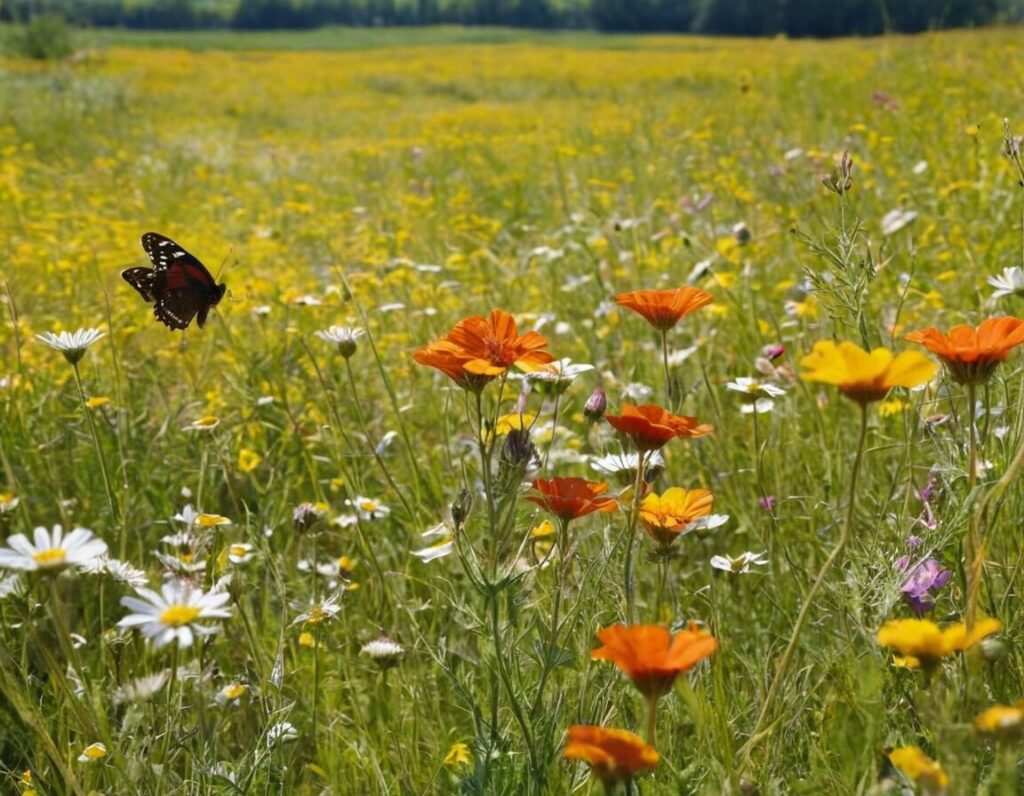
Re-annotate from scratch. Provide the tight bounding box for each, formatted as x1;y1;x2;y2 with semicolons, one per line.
5;26;1024;794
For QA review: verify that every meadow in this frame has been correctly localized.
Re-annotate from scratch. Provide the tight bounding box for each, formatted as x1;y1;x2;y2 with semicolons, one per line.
3;24;1024;794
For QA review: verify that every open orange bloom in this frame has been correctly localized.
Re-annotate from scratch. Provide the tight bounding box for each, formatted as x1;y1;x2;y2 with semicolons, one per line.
905;316;1024;385
592;622;717;699
414;309;554;388
605;404;714;451
528;477;618;522
639;488;713;546
615;287;714;331
563;725;659;785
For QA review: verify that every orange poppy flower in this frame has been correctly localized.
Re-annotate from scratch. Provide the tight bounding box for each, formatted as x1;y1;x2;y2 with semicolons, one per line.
412;342;492;392
605;404;714;451
563;725;659;785
905;316;1024;385
592;622;717;699
615;287;713;331
414;309;554;387
639;488;714;546
528;477;618;522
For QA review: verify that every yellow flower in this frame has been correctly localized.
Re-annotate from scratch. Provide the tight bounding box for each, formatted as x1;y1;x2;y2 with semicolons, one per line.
888;746;948;791
187;415;221;431
238;448;261;474
800;341;936;405
77;742;107;763
878;399;907;417
85;396;110;409
530;520;555;539
443;742;472;768
196;513;232;528
974;701;1024;736
876;617;1000;666
298;631;316;647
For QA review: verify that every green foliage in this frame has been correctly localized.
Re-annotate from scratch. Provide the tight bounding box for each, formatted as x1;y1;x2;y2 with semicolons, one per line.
4;14;74;59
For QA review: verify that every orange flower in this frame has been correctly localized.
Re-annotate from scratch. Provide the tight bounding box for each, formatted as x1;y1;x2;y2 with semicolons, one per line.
605;404;714;451
592;622;717;699
414;309;554;388
528;477;618;522
905;316;1024;385
563;725;659;785
639;488;713;546
799;341;936;405
615;287;713;331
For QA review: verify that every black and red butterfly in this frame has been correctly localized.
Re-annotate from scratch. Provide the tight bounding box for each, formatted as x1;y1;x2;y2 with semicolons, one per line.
122;233;227;330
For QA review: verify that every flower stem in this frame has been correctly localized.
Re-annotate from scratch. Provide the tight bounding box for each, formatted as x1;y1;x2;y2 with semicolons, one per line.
965;383;983;629
645;696;658;746
740;404;869;767
660;329;672;409
623;451;647;624
71;363;117;539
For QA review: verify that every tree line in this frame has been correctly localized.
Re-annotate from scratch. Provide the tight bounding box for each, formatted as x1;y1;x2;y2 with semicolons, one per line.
3;0;1023;36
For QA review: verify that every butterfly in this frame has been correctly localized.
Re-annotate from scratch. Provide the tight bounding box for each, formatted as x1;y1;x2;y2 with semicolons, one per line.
122;233;227;330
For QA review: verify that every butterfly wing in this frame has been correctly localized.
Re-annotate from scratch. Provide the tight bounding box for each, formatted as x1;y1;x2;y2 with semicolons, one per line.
154;291;202;331
141;232;210;276
122;267;158;302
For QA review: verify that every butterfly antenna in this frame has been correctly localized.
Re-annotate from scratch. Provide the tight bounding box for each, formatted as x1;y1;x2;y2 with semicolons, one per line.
214;244;235;282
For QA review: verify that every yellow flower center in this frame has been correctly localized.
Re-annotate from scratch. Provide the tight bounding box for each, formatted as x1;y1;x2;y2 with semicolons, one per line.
160;605;201;627
32;548;67;568
222;683;247;700
82;744;107;760
359;501;378;512
229;544;248;557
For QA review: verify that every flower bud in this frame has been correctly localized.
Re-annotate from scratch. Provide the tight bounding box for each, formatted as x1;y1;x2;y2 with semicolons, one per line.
583;388;607;421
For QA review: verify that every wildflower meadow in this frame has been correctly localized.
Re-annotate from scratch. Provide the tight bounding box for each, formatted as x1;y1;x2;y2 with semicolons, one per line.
5;25;1024;795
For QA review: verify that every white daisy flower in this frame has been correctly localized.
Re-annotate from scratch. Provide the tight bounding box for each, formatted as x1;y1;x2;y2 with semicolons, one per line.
215;681;249;705
710;551;768;574
314;325;365;358
112;671;169;704
529;358;595;387
0;571;24;598
589;450;665;485
118;580;231;648
411;536;454;563
620;382;653;402
725;377;786;414
880;209;918;236
0;492;19;513
0;526;108;574
988;266;1024;300
266;721;298;746
35;328;105;365
185;416;220;431
227;543;255;564
292;593;342;626
347;496;390;521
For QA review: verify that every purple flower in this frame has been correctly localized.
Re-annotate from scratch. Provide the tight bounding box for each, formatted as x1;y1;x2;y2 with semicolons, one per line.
761;344;785;362
583;388;607;421
896;554;950;617
758;495;776;511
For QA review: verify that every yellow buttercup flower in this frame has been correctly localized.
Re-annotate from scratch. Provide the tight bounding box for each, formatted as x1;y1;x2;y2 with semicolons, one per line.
974;701;1024;736
888;746;948;791
876;617;1000;667
800;341;936;404
238;448;261;474
443;742;472;768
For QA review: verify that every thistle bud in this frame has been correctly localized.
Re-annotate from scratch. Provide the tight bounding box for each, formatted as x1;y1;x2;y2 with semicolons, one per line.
583;388;607;421
501;427;537;471
293;502;324;534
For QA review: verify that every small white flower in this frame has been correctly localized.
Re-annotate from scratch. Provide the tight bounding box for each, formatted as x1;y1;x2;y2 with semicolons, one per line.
347;496;390;521
77;742;107;763
80;556;149;588
314;325;365;358
256;395;275;406
667;344;700;366
266;721;298;746
113;671;169;704
710;551;768;574
375;431;398;455
880;209;918;236
725;378;786;414
253;305;272;317
0;571;24;598
293;295;322;306
988;266;1024;300
0;492;19;513
529;358;595;387
589;450;665;482
118;580;231;648
333;513;359;528
620;382;653;402
227;543;255;565
361;635;405;663
292;593;342;625
689;514;730;532
0;526;108;574
411;536;454;563
215;681;249;705
912;160;929;175
379;302;406;313
35;328;105;364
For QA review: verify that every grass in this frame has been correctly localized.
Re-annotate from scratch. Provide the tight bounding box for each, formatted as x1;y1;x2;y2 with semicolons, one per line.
1;23;1024;795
